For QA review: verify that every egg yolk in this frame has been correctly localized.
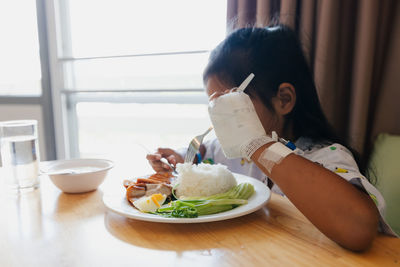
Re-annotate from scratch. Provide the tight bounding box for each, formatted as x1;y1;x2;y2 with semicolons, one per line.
150;194;164;208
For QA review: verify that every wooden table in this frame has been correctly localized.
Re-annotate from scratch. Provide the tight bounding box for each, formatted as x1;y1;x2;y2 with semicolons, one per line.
0;165;399;267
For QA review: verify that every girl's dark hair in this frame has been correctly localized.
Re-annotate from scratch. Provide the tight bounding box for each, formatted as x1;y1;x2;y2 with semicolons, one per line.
203;25;340;145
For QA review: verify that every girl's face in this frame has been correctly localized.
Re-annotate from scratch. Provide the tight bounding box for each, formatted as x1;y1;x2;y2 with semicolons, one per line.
205;76;284;136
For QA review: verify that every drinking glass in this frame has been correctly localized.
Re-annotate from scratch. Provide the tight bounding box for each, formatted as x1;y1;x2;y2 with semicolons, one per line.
0;120;40;192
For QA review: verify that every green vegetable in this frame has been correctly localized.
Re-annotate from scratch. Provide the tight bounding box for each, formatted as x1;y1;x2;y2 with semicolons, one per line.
155;183;254;218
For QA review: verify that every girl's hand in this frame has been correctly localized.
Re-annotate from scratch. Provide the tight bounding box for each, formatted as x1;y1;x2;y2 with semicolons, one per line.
146;148;184;172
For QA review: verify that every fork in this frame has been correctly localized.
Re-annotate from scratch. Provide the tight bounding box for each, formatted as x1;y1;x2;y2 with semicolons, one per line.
184;126;214;163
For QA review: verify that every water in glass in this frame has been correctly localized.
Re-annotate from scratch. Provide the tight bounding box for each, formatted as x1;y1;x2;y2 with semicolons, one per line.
0;121;40;191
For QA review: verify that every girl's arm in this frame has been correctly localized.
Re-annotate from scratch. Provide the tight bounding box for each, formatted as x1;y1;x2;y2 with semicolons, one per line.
252;142;380;251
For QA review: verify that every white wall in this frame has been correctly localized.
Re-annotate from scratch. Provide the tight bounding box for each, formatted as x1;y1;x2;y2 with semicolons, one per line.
0;104;47;160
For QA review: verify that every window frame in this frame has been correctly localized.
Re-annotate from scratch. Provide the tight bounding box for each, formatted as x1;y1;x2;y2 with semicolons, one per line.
44;0;221;159
0;0;56;160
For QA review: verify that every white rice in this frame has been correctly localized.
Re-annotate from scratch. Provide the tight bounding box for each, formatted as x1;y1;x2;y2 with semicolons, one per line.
175;163;237;198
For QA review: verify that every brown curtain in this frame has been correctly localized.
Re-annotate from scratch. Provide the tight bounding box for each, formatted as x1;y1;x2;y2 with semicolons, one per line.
227;0;400;167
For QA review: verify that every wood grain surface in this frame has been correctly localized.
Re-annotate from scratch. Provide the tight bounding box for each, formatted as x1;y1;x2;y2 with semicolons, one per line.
0;165;399;267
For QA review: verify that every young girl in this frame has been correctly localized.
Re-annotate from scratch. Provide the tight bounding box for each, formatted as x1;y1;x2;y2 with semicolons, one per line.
147;25;396;251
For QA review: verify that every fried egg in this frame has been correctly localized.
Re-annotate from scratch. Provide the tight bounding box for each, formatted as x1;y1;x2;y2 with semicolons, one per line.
133;193;167;213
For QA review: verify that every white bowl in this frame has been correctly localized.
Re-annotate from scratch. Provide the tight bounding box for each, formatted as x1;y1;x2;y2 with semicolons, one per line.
45;158;114;193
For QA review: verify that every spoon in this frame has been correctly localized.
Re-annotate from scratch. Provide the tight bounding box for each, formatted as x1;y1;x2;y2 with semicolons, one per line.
40;169;80;176
160;157;178;174
137;143;178;174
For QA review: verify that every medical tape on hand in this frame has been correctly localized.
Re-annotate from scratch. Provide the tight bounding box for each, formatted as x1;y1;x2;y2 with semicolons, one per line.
258;142;293;174
242;136;276;160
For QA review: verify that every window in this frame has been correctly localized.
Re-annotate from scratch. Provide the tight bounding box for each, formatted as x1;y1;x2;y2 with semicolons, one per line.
52;0;226;171
0;1;42;96
0;1;56;160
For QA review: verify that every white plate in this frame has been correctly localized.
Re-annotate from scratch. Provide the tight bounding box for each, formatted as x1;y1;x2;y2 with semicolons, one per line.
102;173;271;223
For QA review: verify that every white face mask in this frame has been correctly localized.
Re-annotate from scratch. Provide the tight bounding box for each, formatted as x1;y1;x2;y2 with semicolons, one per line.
208;74;267;158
